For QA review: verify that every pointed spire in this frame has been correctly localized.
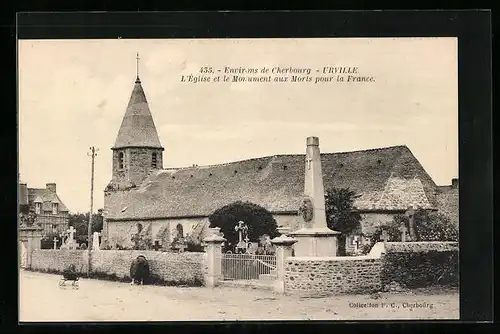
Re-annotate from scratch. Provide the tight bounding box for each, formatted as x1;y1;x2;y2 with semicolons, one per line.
112;55;163;150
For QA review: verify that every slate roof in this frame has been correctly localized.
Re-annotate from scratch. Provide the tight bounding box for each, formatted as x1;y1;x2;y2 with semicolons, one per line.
106;145;438;220
27;188;69;212
436;185;459;227
113;78;163;149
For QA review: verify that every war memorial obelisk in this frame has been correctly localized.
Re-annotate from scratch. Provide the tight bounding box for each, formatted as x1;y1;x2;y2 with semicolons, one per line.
289;136;340;257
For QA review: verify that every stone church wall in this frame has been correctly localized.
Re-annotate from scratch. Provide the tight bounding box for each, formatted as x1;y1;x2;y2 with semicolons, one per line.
106;221;138;248
106;217;209;249
359;212;396;236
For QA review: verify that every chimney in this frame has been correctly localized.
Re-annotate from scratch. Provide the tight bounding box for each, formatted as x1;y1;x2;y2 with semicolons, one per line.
46;183;56;193
451;178;458;188
19;183;28;205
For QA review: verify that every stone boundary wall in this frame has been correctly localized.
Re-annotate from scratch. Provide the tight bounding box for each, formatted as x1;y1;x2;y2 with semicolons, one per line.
283;242;459;296
381;242;459;288
385;241;458;253
30;249;88;274
284;256;383;296
91;250;207;285
29;250;207;286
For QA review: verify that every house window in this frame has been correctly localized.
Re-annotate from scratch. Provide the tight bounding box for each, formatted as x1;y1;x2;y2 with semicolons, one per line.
118;152;124;169
52;203;58;214
35;203;41;214
151;152;157;168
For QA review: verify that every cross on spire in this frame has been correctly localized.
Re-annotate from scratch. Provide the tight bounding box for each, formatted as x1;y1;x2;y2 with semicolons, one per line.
136;52;141;83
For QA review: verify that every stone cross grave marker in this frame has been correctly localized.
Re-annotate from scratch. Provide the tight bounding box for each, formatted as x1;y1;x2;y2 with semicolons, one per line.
67;226;77;249
92;231;101;250
53;237;58;250
235;221;248;253
399;225;408;242
177;242;186;253
68;226;76;242
381;229;389;243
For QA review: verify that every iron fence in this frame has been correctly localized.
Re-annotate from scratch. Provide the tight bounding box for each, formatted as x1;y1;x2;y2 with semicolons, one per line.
221;253;276;280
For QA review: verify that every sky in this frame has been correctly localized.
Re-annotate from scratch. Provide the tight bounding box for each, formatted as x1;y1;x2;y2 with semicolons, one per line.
18;38;458;213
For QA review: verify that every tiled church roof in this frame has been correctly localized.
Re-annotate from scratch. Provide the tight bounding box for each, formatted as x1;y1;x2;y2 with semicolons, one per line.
106;145;439;220
113;78;163;149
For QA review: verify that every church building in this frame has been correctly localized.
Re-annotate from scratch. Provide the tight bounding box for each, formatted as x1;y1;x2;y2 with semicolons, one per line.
102;61;456;251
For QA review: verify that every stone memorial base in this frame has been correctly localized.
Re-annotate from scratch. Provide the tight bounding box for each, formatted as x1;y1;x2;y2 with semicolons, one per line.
289;227;340;257
67;241;78;250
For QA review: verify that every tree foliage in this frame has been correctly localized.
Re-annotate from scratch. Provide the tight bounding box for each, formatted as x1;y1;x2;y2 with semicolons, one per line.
324;187;362;255
68;209;104;243
208;201;279;252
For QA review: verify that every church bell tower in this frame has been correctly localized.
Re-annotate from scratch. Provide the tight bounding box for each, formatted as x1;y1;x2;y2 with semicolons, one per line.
109;53;164;190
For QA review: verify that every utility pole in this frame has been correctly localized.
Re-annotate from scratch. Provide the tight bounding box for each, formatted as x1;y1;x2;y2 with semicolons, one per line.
87;146;98;274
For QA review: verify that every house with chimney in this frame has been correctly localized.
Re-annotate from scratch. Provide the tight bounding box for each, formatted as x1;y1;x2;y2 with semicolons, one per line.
19;182;70;236
102;59;459;251
436;177;459;227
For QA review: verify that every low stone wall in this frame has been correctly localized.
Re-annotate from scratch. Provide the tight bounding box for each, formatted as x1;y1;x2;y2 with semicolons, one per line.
29;250;207;286
381;242;459;288
283;241;459;296
91;250;207;285
284;256;383;296
30;250;88;273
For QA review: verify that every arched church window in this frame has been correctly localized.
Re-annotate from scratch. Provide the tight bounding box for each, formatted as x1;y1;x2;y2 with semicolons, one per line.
151;152;157;168
118;152;124;169
176;224;184;238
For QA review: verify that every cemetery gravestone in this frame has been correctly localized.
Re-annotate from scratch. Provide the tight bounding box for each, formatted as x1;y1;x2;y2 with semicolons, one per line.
67;226;77;250
92;231;100;251
399;225;408;242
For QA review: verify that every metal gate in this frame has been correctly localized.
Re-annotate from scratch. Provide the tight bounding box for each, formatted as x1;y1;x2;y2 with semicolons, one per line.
221;253;276;280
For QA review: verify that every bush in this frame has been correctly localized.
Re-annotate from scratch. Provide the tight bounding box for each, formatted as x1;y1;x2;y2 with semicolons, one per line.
369;209;459;249
185;235;204;252
131;234;153;250
381;250;459;288
208;201;279;252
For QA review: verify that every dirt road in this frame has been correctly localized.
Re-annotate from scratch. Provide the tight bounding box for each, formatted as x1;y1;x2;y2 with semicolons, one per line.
19;270;459;321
